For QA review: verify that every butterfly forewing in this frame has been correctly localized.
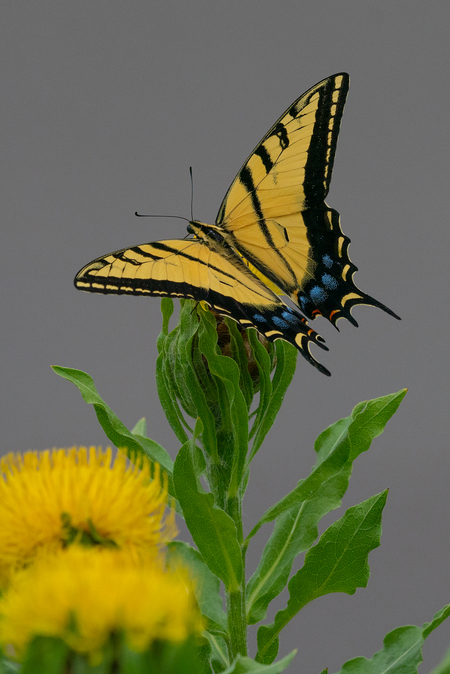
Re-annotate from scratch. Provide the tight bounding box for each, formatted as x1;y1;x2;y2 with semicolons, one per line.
214;73;398;326
216;73;349;227
75;239;330;375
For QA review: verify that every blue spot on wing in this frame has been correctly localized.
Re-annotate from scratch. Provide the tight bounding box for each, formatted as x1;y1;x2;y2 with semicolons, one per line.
310;286;327;303
273;316;289;329
282;310;300;325
322;254;333;269
322;273;338;290
253;313;267;323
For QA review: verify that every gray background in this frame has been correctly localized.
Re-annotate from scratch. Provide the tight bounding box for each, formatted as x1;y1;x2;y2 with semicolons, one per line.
2;2;449;671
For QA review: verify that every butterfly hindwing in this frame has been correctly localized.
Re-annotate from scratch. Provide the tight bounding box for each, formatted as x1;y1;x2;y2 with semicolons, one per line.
75;239;330;375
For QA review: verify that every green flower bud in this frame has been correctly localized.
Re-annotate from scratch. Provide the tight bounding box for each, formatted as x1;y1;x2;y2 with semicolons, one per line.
156;299;297;503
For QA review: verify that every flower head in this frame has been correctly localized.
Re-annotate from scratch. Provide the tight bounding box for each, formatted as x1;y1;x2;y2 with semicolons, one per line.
0;447;176;586
210;308;274;387
0;545;203;663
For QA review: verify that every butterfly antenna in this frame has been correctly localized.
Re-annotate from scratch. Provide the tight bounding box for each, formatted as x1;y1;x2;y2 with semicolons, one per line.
134;213;189;223
190;166;194;221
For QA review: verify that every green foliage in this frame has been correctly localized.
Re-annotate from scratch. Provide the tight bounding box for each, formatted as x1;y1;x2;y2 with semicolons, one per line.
5;634;207;674
245;390;406;626
156;300;297;505
246;334;297;461
52;365;177;505
20;636;70;674
49;299;450;673
256;491;388;664
221;651;296;673
119;639;207;674
173;430;243;592
431;648;450;674
0;651;20;674
166;541;227;637
334;604;450;674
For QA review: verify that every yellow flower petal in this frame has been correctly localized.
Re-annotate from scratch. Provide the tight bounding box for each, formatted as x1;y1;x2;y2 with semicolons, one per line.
0;546;203;662
0;447;176;586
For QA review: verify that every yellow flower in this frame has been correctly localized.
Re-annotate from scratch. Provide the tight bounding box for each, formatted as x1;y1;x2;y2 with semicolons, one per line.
0;447;176;586
0;546;204;662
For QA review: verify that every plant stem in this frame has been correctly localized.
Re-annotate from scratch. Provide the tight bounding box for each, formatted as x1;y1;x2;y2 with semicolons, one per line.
227;587;247;659
227;495;243;545
226;494;247;659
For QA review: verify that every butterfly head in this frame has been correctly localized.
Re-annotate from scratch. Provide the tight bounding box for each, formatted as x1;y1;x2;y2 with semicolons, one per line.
187;221;225;245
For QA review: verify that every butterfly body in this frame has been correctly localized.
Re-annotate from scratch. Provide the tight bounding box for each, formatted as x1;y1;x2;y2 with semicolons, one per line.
75;73;399;375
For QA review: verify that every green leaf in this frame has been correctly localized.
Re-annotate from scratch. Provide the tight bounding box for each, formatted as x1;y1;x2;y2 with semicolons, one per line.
166;541;228;635
119;647;149;674
246;429;351;545
173;437;243;592
256;491;388;664
334;604;450;674
156;301;200;444
203;632;230;672
315;389;407;467
132;434;175;477
245;424;354;624
248;340;297;461
174;303;220;460
131;417;147;436
156;343;191;446
246;459;351;624
197;309;249;495
0;653;20;673
247;390;405;543
223;317;255;410
221;651;296;673
158;297;174;343
245;391;406;624
431;648;450;674
120;638;208;674
247;329;273;443
71;651;112;672
21;636;69;674
52;366;176;499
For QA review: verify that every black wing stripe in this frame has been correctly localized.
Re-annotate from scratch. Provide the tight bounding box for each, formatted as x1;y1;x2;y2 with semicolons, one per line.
272;122;289;150
238;166;281;252
133;242;252;287
303;76;348;206
238;167;265;221
237;166;298;283
236;158;303;287
255;145;274;174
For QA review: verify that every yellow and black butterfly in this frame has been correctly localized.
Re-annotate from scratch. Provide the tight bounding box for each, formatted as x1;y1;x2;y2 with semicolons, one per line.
75;73;399;376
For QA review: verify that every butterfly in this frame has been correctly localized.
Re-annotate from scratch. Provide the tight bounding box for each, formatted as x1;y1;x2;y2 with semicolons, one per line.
75;73;399;376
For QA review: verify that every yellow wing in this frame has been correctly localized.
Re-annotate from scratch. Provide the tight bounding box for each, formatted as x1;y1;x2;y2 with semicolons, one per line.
214;73;399;326
75;238;330;375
